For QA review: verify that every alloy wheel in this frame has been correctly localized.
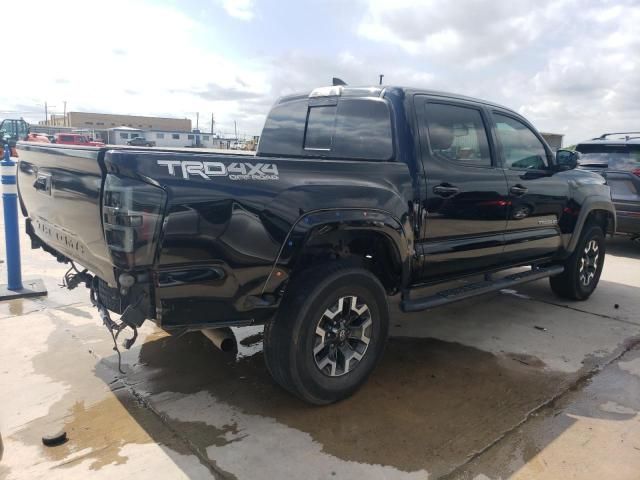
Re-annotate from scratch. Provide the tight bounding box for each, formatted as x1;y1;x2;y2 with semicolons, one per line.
313;295;372;377
579;239;600;287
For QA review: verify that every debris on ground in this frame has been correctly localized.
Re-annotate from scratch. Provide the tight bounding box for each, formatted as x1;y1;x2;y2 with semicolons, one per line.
41;431;67;447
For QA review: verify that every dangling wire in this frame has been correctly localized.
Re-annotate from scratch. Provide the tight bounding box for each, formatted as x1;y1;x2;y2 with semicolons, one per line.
60;262;91;290
88;276;139;375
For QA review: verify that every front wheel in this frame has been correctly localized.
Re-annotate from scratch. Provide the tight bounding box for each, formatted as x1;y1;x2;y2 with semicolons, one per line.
550;224;605;300
263;262;389;405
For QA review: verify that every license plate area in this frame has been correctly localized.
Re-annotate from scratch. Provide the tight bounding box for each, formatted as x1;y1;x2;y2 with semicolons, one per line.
33;216;89;259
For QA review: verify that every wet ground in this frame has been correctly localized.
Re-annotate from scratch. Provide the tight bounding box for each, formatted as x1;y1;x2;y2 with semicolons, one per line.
1;216;639;479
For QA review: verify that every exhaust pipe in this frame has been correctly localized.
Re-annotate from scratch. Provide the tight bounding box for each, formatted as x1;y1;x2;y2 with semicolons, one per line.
202;328;237;353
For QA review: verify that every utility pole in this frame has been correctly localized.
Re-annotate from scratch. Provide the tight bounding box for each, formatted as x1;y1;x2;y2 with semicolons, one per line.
210;113;215;135
63;101;67;126
234;120;238;140
196;112;199;130
44;101;48;125
379;74;384;85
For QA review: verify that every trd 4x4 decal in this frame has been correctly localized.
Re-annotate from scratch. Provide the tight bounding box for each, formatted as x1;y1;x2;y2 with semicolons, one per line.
157;160;279;180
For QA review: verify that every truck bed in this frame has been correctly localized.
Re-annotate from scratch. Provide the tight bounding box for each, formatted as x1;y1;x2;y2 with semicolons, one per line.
17;143;254;285
16;140;412;327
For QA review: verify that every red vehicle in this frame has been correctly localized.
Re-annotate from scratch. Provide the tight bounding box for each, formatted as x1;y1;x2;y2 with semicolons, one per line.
26;132;51;143
54;133;105;147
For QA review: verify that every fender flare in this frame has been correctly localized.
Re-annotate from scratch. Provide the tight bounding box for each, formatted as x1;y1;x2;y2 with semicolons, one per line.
567;196;616;253
261;208;413;294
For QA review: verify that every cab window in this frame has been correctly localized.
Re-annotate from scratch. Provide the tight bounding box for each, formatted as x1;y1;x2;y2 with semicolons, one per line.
17;120;29;136
260;97;393;161
304;106;336;150
259;98;308;156
424;103;492;167
494;113;549;170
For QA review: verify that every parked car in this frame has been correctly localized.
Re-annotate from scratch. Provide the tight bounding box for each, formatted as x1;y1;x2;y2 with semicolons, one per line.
16;85;614;405
54;133;105;147
576;133;640;241
127;136;156;147
25;132;51;143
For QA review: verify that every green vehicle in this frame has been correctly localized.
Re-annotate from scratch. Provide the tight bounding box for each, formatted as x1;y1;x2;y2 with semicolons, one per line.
0;119;30;146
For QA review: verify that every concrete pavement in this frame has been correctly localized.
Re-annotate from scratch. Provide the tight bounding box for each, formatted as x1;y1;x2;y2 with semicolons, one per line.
1;221;639;479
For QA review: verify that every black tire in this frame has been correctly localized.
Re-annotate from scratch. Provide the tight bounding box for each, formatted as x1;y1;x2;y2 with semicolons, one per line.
550;223;605;300
263;262;389;405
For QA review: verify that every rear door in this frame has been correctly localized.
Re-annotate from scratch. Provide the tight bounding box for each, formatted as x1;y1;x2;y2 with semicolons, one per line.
607;171;640;234
415;96;510;280
491;111;566;262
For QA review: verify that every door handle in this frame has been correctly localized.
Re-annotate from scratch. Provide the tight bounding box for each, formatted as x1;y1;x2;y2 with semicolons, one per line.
510;184;528;196
33;174;51;194
433;184;460;197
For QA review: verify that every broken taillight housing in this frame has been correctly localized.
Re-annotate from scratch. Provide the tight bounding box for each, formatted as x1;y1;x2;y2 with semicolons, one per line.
102;174;166;268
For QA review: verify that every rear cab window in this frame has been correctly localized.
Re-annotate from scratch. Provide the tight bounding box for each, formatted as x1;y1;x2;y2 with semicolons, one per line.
575;143;640;172
304;106;335;151
259;96;394;161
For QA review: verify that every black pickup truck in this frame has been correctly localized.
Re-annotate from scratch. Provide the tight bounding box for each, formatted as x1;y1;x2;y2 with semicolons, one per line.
17;85;615;404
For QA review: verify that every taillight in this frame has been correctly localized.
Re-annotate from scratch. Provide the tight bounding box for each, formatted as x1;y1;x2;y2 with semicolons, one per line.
102;174;166;268
632;168;640;177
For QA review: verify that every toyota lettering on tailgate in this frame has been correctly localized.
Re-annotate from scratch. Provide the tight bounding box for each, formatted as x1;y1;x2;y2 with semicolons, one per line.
157;160;279;181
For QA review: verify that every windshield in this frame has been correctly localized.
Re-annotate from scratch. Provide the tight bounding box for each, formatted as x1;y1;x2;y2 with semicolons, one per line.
576;144;640;171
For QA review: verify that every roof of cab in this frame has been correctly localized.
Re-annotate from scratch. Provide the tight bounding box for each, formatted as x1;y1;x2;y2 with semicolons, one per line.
277;85;517;114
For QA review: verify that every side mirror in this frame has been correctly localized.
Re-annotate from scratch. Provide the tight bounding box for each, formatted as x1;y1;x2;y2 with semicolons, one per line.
556;149;580;171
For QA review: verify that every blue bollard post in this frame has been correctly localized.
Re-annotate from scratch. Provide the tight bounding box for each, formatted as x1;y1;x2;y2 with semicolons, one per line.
0;144;47;299
1;145;22;290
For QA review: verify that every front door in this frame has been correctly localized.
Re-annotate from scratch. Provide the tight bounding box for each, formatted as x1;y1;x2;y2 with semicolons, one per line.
415;97;510;280
491;111;567;263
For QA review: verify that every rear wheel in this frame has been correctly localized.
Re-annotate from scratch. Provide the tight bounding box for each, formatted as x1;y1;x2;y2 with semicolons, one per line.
263;262;389;405
550;224;605;300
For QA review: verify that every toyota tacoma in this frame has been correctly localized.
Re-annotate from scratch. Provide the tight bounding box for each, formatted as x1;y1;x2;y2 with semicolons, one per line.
16;85;615;404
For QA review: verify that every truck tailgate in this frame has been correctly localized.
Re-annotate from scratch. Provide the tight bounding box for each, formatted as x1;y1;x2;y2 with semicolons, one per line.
17;142;116;284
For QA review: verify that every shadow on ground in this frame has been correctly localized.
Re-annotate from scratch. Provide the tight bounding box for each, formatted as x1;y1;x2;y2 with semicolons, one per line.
74;263;640;478
90;326;633;478
607;235;640;259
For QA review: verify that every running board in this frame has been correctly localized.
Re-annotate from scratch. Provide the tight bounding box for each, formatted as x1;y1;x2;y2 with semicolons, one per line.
401;265;564;312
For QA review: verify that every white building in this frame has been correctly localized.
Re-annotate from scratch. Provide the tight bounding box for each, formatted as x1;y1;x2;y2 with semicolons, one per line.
107;126;231;149
107;126;143;144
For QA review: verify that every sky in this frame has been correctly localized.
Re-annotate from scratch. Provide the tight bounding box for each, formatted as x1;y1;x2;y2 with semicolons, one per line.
1;0;638;145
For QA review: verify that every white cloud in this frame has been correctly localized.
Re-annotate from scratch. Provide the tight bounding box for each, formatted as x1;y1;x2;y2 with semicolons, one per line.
357;0;568;67
0;0;267;136
2;0;639;146
221;0;255;21
515;4;640;144
355;0;640;145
